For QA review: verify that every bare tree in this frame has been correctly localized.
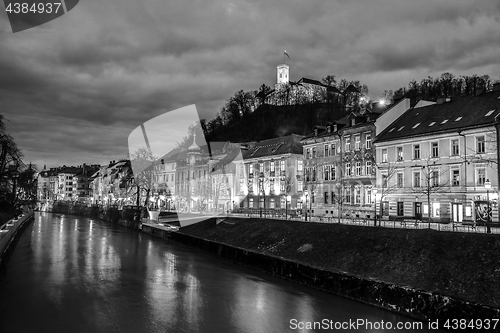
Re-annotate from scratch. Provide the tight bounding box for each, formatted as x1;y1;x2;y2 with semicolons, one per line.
375;161;399;225
129;148;160;208
411;158;450;228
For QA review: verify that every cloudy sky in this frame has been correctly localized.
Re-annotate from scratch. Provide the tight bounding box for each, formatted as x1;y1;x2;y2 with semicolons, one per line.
1;0;500;169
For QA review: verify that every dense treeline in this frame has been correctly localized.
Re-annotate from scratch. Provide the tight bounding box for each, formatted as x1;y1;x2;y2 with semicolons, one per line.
385;73;499;104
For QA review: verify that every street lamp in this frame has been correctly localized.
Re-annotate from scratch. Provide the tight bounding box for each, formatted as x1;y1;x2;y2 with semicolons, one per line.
485;179;492;234
259;191;263;218
372;188;378;226
304;191;309;221
285;194;291;220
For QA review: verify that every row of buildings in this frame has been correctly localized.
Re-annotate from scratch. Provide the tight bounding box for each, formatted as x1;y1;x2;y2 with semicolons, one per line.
37;64;500;224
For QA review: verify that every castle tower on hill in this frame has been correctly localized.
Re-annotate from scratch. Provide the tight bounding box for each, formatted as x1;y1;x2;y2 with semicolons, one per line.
276;64;289;86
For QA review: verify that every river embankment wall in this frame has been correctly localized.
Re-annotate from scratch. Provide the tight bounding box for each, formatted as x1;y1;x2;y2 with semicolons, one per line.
0;213;34;274
50;203;500;329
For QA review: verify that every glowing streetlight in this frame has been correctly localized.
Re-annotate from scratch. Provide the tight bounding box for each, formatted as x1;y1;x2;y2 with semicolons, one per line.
485;179;492;234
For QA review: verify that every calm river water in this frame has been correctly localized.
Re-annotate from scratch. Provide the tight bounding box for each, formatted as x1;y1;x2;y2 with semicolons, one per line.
0;213;446;332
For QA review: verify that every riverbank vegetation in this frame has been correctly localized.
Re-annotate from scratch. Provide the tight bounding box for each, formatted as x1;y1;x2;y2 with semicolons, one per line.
0;114;37;224
180;217;500;309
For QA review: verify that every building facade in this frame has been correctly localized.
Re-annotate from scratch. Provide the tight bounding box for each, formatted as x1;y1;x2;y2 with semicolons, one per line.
374;88;500;223
234;134;304;214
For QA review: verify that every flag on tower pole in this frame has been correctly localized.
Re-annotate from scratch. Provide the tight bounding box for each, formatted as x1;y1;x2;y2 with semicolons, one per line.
284;50;290;59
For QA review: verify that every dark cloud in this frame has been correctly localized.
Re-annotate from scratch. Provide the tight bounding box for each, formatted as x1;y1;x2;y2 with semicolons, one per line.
1;0;500;168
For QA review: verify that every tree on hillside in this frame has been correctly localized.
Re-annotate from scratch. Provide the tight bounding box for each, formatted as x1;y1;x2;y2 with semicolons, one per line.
256;84;272;106
393;73;496;103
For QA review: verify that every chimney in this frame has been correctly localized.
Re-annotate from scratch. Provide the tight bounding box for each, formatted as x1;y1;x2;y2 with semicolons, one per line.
493;82;500;92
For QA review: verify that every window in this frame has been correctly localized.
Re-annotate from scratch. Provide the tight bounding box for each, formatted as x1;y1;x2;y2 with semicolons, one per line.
365;161;372;175
312;167;316;181
382;149;388;163
306;148;311;159
345;137;351;152
270;198;275;209
431;142;439;158
477;136;485;154
345;163;351;176
331;143;336;156
280;196;285;208
324;166;329;180
477;167;486;185
324;192;329;204
355;162;361;176
259;197;264;208
354;135;360;150
355;188;361;204
365;133;372;149
397;202;404;216
311;191;315;203
249;164;253;177
366;188;372;205
312;147;317;158
239;179;245;194
397;172;403;188
270;161;275;175
297;160;303;175
259;162;264;174
259;178;264;193
451;139;459;156
297;200;303;210
331;166;336;180
345;187;351;204
431;170;439;187
280;160;285;175
280;180;285;193
430;202;440;217
331;191;335;204
298;181;303;192
324;144;329;157
413;144;420;159
452;169;460;186
270;178;275;194
413;171;421;187
397;146;403;161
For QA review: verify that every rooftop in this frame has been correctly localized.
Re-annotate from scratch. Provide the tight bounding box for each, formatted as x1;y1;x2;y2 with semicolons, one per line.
375;91;500;143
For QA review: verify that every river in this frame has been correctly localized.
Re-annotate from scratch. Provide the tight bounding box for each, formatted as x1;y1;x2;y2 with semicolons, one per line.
0;212;446;332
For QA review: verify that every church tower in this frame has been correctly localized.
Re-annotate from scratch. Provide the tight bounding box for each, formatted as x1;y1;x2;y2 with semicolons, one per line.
276;64;289;85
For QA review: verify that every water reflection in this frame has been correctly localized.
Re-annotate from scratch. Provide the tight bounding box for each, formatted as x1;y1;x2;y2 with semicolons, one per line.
0;213;446;333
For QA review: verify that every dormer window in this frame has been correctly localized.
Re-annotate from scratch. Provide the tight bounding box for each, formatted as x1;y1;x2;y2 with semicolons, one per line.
333;124;337;132
351;118;355;126
314;129;318;136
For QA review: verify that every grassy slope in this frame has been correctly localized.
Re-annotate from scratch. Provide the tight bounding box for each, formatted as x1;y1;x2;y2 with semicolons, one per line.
180;218;500;308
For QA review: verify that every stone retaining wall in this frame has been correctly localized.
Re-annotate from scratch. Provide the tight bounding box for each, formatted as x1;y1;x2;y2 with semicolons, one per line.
54;203;500;330
0;213;34;275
